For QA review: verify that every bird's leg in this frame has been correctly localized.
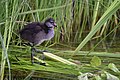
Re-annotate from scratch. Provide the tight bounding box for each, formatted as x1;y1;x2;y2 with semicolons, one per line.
34;48;44;53
31;46;47;64
31;47;36;64
31;47;46;65
33;48;45;60
32;48;47;60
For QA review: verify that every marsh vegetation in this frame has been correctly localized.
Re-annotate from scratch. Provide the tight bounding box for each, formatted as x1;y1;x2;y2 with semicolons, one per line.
0;0;120;80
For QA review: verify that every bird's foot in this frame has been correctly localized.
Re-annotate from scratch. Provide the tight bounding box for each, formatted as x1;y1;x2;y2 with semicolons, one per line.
31;47;46;61
34;48;48;53
31;47;49;64
35;49;48;60
31;48;44;53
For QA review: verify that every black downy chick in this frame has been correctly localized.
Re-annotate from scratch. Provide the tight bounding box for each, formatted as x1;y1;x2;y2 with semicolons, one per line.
19;18;57;64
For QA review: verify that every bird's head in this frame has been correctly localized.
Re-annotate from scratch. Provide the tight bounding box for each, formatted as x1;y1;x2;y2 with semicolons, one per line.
45;18;57;28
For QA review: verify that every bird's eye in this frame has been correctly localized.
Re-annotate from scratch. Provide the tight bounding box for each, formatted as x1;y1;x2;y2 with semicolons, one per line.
50;22;54;23
50;20;54;23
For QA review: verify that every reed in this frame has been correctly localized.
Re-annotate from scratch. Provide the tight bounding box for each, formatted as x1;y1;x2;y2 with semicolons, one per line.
0;0;119;45
0;0;120;79
0;0;10;80
74;0;120;54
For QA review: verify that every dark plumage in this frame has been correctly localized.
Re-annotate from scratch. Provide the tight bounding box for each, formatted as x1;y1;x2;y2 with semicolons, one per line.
19;18;57;64
20;18;57;46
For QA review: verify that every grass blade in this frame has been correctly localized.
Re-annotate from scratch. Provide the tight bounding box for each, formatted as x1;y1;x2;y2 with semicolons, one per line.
74;0;120;54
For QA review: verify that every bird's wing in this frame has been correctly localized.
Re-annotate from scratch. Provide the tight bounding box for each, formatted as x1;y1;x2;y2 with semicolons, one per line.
23;22;43;34
19;22;44;43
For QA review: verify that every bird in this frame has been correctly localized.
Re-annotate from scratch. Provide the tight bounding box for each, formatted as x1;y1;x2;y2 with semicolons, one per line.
19;18;57;64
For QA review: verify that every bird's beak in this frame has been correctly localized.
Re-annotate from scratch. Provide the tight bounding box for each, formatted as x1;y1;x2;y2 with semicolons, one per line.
54;22;57;27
